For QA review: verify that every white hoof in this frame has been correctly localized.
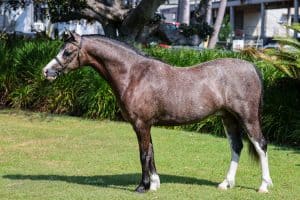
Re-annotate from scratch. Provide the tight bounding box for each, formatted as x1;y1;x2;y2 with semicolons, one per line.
258;188;269;193
218;179;235;190
150;174;160;191
218;182;228;190
258;179;273;193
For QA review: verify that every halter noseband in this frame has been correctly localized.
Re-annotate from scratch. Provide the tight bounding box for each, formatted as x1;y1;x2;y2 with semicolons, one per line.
55;36;83;71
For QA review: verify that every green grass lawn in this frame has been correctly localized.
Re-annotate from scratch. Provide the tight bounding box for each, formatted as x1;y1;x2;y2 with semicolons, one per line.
0;110;299;200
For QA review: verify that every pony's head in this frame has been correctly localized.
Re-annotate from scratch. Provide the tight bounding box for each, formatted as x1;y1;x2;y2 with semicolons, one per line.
43;31;84;80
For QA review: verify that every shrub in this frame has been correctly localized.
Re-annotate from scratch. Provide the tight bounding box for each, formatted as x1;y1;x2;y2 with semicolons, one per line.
144;47;246;66
179;22;213;40
263;78;300;146
0;42;11;104
0;38;119;119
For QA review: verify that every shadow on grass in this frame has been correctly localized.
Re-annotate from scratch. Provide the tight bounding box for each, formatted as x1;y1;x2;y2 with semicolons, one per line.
272;145;300;154
3;173;218;191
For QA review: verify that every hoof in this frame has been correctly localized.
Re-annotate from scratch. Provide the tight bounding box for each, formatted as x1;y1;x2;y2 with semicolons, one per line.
218;185;228;190
218;182;228;190
258;179;273;193
135;183;150;193
258;188;269;193
218;179;234;190
135;186;147;193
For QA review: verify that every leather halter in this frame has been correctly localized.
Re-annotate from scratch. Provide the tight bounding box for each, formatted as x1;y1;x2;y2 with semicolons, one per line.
55;37;83;71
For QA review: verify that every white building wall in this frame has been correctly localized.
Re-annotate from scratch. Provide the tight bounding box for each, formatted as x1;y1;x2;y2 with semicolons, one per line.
14;3;33;33
243;7;261;38
50;20;104;38
0;2;104;37
0;4;30;33
243;7;291;38
265;9;289;37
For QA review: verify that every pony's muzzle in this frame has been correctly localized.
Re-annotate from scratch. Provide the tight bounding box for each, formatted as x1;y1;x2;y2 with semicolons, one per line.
43;58;62;80
43;67;58;81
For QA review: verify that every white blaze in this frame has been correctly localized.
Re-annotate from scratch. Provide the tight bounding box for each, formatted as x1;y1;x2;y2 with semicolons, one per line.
43;51;64;79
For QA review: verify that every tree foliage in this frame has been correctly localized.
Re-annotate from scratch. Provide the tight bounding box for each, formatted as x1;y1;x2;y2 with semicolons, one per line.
1;0;213;44
47;0;87;22
179;23;213;40
218;15;232;41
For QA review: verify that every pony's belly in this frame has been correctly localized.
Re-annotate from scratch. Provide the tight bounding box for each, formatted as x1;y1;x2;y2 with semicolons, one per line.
155;110;214;126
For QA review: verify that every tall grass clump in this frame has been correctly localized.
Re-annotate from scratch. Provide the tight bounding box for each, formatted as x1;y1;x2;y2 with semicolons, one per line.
144;47;244;66
0;42;11;104
262;78;300;146
8;40;61;108
0;37;119;119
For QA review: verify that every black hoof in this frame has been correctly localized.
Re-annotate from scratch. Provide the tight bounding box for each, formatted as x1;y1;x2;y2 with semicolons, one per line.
135;183;150;193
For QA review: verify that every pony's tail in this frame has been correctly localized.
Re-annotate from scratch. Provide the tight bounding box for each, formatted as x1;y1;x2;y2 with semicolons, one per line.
247;74;263;163
248;141;259;162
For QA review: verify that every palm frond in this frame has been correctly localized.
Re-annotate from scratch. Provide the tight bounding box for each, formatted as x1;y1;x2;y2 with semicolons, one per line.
274;37;300;50
286;23;300;32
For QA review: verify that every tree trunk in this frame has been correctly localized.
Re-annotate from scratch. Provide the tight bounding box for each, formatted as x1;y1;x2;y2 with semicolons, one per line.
177;0;190;25
191;0;209;25
120;0;166;40
208;0;227;48
103;23;118;38
206;0;212;25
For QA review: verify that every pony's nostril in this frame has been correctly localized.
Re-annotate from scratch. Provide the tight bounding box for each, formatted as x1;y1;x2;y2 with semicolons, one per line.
44;69;48;75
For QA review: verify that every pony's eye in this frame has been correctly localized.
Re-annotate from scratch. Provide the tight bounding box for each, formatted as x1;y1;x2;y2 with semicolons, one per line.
63;50;72;57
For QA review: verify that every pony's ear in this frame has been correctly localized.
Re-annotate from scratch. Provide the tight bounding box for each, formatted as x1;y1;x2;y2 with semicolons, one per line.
63;31;75;42
63;31;81;42
62;30;74;42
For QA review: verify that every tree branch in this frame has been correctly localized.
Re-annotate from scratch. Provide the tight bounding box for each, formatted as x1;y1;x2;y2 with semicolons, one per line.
84;0;129;23
120;0;166;39
48;0;129;25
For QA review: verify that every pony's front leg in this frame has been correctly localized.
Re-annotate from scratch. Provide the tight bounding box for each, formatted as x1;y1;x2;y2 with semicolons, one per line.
133;120;160;193
149;135;160;191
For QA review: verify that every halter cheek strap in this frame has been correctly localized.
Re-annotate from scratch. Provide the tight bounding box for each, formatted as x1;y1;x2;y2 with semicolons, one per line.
55;37;83;71
71;37;83;67
54;56;65;69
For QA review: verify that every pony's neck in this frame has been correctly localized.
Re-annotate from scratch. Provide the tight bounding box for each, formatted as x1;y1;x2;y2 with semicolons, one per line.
84;36;143;98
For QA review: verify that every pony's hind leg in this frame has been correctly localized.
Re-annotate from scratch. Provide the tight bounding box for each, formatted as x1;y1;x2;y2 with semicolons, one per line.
218;112;243;190
243;119;273;193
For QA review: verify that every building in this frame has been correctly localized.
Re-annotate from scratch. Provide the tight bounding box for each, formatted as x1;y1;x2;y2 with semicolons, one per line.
159;0;300;46
0;0;104;38
212;0;298;40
